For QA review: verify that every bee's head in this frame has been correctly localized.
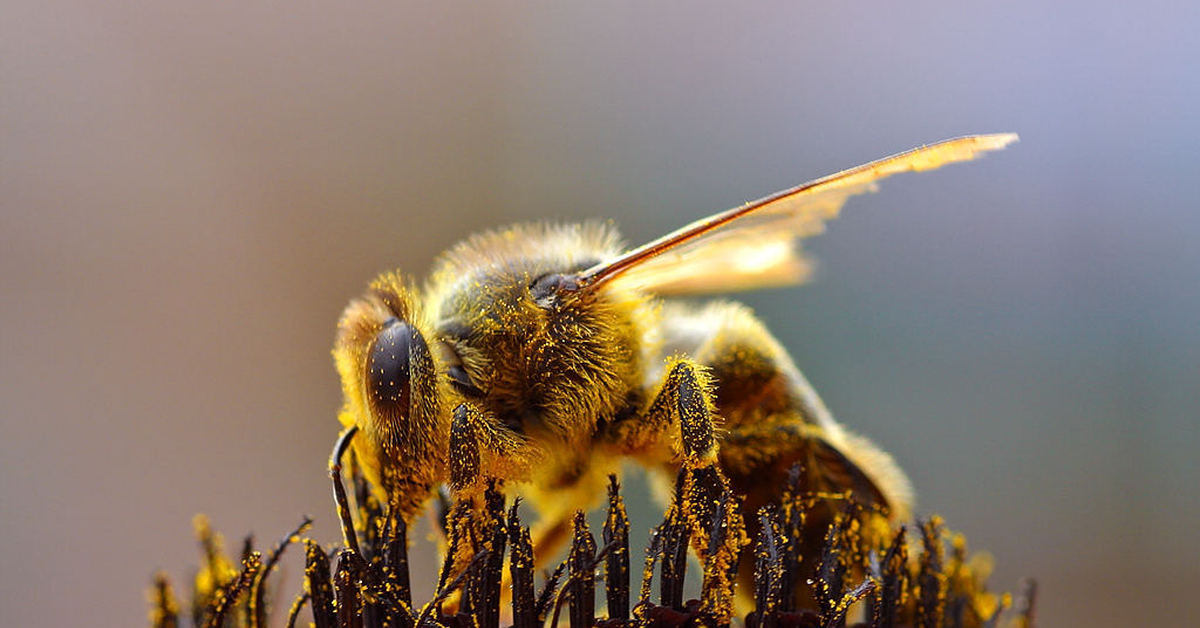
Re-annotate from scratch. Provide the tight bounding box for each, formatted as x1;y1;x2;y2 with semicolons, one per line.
333;271;451;519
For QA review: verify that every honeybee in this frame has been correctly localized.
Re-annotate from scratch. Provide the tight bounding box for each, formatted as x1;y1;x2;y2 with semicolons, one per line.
333;134;1017;609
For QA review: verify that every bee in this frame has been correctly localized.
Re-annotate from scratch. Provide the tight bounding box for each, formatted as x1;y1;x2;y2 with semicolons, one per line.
333;134;1017;609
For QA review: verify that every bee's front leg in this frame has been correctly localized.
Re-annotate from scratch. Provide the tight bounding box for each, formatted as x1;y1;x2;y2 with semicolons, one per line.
448;402;485;497
446;399;545;497
438;401;532;613
447;401;541;497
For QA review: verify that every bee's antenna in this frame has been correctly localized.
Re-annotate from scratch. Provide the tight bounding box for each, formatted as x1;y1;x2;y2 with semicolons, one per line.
329;426;361;555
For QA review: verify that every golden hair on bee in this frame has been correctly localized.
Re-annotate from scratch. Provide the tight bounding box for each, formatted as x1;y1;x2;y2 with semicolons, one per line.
423;221;658;447
332;134;1017;614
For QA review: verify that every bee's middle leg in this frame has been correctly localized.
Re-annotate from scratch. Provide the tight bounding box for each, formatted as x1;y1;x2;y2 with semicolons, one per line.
620;358;748;619
619;358;719;466
610;357;730;536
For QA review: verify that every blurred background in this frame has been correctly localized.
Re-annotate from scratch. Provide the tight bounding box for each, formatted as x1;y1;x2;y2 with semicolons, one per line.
3;2;1197;626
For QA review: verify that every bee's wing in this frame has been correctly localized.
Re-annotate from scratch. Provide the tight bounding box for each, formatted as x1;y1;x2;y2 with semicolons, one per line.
578;134;1017;295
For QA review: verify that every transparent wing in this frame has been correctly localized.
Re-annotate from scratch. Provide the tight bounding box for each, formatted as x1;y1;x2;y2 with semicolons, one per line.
578;134;1017;296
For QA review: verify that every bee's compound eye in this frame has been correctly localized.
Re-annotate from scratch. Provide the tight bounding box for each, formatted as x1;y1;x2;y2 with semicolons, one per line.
366;318;414;412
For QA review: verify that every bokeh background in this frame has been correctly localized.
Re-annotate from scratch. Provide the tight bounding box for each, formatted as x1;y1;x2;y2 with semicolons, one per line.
3;2;1197;626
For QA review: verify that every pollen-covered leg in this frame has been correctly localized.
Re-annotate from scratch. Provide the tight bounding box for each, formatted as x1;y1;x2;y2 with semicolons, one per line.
610;357;744;558
648;360;726;536
440;401;535;615
649;302;912;615
621;358;749;622
434;403;483;613
444;401;545;566
449;403;484;496
449;405;609;615
615;358;718;464
448;402;543;498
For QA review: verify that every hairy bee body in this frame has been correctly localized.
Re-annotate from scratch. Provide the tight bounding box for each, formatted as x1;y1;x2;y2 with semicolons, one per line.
333;134;1015;616
336;221;910;538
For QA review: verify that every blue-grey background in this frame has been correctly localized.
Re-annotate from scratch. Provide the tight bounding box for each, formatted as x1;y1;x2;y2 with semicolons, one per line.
3;2;1197;626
